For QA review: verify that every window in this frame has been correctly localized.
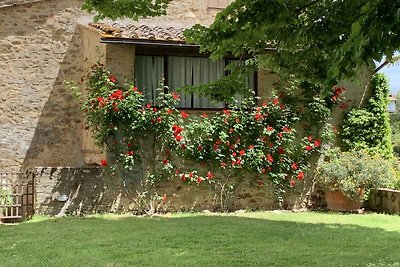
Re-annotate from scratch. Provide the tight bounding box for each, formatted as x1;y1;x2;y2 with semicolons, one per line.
134;55;256;109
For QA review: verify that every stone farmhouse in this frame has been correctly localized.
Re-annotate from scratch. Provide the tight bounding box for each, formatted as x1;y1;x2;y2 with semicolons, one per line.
0;0;369;215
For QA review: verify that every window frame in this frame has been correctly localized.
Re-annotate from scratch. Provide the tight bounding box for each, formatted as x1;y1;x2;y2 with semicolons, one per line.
134;45;258;111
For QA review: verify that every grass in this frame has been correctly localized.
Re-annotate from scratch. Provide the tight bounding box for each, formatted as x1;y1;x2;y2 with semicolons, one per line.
1;212;400;266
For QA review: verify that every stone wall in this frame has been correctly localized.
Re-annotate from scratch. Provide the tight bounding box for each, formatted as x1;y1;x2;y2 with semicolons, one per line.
34;167;302;216
0;0;235;169
369;188;400;214
0;0;93;169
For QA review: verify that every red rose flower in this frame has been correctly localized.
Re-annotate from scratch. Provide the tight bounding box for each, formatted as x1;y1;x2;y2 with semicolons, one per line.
127;150;134;156
314;139;321;148
109;75;117;83
291;162;298;170
290;180;296;187
305;145;313;151
175;135;183;142
267;154;274;163
254;113;264;121
181;111;189;119
278;147;285;154
297;171;305;180
172;124;183;135
197;177;203;183
171;92;180;100
207;171;214;179
100;159;107;166
197;145;203;151
163;159;169;165
267;126;274;132
223;109;231;117
167;108;173;114
273;97;279;105
181;174;186;182
307;135;313;142
239;150;245;156
201;113;208;118
110;89;124;100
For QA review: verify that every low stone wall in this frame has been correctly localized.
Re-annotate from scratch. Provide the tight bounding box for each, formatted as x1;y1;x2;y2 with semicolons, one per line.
369;188;400;214
34;167;306;216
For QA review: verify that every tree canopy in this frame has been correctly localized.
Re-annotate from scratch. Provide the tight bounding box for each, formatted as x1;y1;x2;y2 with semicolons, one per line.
83;0;400;95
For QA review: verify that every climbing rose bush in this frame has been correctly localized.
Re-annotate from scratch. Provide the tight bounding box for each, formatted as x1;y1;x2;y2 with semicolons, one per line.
76;63;324;194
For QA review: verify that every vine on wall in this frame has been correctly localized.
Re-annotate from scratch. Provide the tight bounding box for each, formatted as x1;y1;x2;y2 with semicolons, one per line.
70;63;343;209
341;74;393;158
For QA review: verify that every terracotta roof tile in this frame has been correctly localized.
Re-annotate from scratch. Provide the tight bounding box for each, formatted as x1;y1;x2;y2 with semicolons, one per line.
89;22;186;43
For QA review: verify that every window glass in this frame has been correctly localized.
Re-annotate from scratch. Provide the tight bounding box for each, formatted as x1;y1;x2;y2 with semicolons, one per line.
168;56;225;108
135;55;256;109
134;55;164;104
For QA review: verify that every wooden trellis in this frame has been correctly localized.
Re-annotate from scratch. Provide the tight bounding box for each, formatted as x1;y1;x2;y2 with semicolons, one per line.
0;170;34;223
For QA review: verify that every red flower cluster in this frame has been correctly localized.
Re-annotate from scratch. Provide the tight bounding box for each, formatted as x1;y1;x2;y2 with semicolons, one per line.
254;113;264;121
171;92;180;100
331;86;346;103
172;124;184;142
181;111;189;119
109;75;117;83
110;89;124;100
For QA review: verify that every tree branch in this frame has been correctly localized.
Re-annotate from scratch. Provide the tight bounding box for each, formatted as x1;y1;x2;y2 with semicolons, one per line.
295;0;323;14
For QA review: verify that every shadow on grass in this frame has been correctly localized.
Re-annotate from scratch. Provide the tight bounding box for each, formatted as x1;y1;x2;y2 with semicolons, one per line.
0;215;399;267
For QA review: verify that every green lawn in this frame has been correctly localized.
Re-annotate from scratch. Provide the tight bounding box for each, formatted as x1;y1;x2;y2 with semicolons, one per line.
1;212;400;267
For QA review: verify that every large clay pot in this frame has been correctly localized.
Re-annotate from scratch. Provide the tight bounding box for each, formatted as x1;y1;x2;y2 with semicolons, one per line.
325;190;362;211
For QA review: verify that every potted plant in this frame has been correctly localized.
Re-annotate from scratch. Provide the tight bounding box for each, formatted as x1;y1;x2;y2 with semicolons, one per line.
316;149;397;211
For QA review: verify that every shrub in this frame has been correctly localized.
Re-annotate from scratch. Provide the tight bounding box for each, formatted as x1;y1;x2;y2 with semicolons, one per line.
341;74;393;158
316;149;400;200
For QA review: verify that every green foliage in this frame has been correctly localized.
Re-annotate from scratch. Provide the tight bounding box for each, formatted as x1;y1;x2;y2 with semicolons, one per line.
73;64;334;207
82;0;172;21
83;0;400;97
390;112;400;158
0;187;12;215
180;62;255;103
316;149;400;201
184;0;400;96
341;74;393;157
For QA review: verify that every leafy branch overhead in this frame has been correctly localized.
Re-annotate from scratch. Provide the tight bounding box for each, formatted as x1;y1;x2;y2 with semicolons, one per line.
82;0;173;21
84;0;400;96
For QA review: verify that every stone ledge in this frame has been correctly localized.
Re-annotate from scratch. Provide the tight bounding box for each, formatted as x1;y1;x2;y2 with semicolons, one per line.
369;188;400;214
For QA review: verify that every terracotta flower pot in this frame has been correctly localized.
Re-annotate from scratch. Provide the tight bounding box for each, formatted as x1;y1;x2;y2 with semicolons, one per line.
325;190;363;211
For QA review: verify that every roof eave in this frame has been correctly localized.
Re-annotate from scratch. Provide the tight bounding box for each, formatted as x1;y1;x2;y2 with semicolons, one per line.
99;37;199;48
